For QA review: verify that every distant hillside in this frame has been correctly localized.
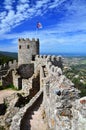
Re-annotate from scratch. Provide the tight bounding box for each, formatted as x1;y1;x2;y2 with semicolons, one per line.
0;51;18;65
0;51;18;59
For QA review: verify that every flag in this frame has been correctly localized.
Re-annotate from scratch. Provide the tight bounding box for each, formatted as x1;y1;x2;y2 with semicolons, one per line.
37;22;42;29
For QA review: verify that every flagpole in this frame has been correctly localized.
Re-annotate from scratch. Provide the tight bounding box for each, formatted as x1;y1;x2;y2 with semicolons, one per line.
35;27;38;39
36;22;42;39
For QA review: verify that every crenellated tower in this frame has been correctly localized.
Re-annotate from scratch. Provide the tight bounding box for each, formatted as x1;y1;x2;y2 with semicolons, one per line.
18;38;39;66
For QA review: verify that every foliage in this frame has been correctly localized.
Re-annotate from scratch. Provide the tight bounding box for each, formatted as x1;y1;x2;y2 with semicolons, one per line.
0;51;17;65
0;81;2;86
6;84;18;90
0;84;18;90
0;54;14;65
0;126;5;130
64;57;86;97
0;51;17;59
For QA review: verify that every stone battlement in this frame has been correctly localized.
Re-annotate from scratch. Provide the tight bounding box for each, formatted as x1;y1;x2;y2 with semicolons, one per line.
0;38;86;130
34;55;63;76
18;38;39;43
18;38;39;66
35;55;63;68
0;60;17;71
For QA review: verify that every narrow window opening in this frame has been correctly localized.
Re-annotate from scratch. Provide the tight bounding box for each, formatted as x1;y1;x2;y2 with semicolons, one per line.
27;45;29;49
32;55;35;61
19;45;21;49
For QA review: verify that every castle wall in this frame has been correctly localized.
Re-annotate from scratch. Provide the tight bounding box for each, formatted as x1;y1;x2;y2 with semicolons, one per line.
2;70;13;88
22;77;33;95
34;55;63;89
0;70;8;80
17;64;34;79
12;71;21;90
10;90;43;130
0;60;18;79
42;70;86;130
1;37;86;130
18;38;39;66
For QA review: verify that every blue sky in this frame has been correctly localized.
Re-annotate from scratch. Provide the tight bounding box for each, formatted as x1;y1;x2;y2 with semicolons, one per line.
0;0;86;55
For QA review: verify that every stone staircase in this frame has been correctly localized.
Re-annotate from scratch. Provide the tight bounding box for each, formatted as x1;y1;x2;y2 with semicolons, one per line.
20;94;48;130
30;105;48;130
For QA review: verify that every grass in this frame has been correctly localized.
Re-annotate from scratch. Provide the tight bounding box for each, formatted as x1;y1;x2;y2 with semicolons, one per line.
0;126;5;130
0;83;18;91
0;81;2;86
6;84;18;90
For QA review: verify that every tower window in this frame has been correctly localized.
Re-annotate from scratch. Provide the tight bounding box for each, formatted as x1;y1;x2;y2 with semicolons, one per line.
27;45;29;49
19;45;21;49
32;55;35;61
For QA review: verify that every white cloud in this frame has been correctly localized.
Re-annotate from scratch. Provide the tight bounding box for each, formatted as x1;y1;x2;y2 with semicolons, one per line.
0;0;86;53
19;0;29;3
0;0;67;34
17;3;29;13
0;11;7;20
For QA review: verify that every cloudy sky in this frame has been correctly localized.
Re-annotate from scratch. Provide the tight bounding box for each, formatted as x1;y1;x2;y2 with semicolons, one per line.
0;0;86;55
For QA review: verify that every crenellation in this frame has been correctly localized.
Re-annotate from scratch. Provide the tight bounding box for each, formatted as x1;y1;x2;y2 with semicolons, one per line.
39;55;43;58
0;60;17;80
13;60;17;65
36;38;39;42
18;38;39;66
8;61;12;67
0;38;85;130
51;55;56;61
54;67;58;72
3;63;6;67
50;65;55;72
47;62;52;70
35;55;39;60
43;55;46;58
56;67;62;76
18;38;25;43
26;38;30;41
57;55;62;61
46;55;51;60
32;38;35;41
0;63;8;70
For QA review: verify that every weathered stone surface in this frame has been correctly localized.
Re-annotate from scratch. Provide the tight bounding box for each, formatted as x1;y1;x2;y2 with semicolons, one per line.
18;38;39;66
17;64;34;79
0;38;85;130
10;90;43;130
2;70;13;88
43;72;86;130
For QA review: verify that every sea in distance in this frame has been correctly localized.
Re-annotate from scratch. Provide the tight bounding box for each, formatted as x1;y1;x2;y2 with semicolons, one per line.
41;52;86;57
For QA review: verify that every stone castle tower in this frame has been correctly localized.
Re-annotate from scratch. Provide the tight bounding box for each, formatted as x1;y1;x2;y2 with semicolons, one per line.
18;38;39;66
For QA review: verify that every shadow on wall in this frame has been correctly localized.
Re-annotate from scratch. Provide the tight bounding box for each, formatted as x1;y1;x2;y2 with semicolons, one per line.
17;64;34;79
18;78;22;90
0;103;7;115
15;74;40;108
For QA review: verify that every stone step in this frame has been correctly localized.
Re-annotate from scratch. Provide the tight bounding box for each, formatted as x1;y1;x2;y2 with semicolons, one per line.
30;105;48;130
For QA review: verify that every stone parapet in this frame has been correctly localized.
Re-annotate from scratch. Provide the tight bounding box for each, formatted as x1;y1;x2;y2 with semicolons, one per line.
10;90;43;130
0;60;17;71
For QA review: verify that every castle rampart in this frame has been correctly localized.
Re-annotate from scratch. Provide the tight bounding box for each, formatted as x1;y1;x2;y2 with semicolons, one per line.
0;38;86;130
0;60;17;79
